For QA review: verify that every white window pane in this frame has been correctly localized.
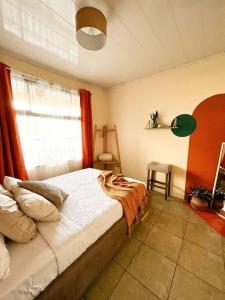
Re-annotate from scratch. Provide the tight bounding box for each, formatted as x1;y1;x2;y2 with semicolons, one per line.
12;73;82;170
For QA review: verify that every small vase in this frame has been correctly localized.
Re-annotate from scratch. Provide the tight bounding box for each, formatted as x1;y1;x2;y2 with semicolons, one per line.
151;120;158;128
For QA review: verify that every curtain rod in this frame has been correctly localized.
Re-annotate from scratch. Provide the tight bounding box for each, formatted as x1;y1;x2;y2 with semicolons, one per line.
5;66;79;93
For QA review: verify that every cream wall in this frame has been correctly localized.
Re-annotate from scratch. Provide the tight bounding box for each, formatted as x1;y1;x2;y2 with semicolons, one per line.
0;51;109;179
108;54;225;198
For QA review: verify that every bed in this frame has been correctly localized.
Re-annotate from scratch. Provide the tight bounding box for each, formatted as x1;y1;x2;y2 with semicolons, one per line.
0;168;150;300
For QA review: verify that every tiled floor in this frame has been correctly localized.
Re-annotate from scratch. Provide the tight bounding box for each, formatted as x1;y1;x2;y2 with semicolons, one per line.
82;192;225;300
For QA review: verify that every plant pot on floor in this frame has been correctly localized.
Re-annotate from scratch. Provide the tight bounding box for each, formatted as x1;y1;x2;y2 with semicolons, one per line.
212;199;224;211
190;196;209;210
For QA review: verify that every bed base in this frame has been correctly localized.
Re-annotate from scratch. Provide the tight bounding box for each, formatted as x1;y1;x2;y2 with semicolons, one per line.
36;217;128;300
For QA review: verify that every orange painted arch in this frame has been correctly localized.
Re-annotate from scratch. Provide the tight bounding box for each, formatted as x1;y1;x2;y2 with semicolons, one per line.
185;94;225;198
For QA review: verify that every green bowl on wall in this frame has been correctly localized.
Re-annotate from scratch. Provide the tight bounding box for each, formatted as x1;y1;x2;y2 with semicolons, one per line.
171;114;197;137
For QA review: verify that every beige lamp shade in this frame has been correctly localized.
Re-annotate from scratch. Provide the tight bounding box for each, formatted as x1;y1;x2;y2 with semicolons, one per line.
76;7;107;51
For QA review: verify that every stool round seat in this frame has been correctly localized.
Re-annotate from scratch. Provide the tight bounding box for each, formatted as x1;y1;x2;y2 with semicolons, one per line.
147;161;172;200
147;161;172;173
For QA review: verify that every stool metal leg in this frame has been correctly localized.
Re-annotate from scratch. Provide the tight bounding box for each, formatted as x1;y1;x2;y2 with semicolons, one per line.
165;173;169;200
150;170;154;191
168;172;171;196
147;169;150;191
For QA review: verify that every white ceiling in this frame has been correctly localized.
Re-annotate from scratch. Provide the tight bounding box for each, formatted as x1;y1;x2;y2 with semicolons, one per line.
0;0;224;88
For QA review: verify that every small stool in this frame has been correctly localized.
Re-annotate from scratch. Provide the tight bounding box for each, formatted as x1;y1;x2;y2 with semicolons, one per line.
147;161;172;200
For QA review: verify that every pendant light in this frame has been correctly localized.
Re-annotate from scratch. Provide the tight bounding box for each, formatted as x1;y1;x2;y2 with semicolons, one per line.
76;6;107;51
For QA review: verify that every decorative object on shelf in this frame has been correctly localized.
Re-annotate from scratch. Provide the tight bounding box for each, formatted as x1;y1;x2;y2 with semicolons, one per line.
150;111;159;128
98;152;113;162
93;125;121;172
171;117;178;129
171;114;197;137
145;120;151;129
189;186;211;210
144;112;196;137
76;6;107;51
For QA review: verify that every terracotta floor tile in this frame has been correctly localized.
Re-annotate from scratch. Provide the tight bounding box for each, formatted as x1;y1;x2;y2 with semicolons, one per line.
150;192;167;210
188;210;208;226
142;207;162;225
169;266;225;300
222;236;225;258
132;221;152;241
145;226;182;262
163;201;191;221
184;222;223;256
113;238;141;269
155;212;187;238
178;240;225;292
128;244;176;299
85;261;124;300
109;272;158;300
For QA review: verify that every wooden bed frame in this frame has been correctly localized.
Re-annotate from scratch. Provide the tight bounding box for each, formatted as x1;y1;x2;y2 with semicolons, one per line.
36;196;150;300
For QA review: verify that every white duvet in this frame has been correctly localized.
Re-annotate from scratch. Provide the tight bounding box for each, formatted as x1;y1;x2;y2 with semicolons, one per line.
37;214;86;274
0;168;123;300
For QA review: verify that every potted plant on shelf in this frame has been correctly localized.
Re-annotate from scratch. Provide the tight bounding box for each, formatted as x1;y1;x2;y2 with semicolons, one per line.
189;186;212;210
150;111;159;128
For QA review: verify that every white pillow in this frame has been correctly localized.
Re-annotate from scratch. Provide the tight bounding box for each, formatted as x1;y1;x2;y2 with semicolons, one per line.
0;233;10;280
0;184;14;199
4;177;60;222
12;186;60;222
3;176;21;192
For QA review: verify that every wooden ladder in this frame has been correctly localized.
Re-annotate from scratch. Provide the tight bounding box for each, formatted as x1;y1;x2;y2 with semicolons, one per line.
93;125;122;173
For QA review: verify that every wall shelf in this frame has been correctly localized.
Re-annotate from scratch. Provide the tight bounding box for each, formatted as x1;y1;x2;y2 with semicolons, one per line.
144;126;179;130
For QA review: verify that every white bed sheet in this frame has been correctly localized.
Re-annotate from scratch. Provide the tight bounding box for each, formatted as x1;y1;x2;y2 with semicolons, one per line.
37;214;87;274
0;169;123;299
0;235;57;300
44;168;123;267
45;168;123;244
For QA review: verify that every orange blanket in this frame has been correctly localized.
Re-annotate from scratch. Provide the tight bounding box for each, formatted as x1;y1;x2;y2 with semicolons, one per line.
97;171;148;236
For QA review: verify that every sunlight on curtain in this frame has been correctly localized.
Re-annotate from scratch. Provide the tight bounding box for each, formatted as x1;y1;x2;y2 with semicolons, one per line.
11;72;82;172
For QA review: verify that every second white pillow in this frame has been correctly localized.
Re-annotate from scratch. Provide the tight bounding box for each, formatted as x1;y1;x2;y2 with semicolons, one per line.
11;184;60;222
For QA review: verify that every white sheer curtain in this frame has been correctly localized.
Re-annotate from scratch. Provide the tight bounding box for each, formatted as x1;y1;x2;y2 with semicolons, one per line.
11;72;82;179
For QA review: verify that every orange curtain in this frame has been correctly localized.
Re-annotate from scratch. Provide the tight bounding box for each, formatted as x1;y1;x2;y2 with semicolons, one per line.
80;89;93;168
0;63;28;183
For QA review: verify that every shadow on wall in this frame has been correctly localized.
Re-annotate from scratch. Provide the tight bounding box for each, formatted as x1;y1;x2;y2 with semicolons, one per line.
171;166;187;197
185;94;225;198
151;165;186;198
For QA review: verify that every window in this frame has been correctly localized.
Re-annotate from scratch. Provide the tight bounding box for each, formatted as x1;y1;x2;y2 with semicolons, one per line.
11;72;82;170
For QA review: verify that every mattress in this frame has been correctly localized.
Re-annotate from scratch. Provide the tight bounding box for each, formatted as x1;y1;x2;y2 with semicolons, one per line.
45;168;123;248
0;168;123;299
0;235;57;300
